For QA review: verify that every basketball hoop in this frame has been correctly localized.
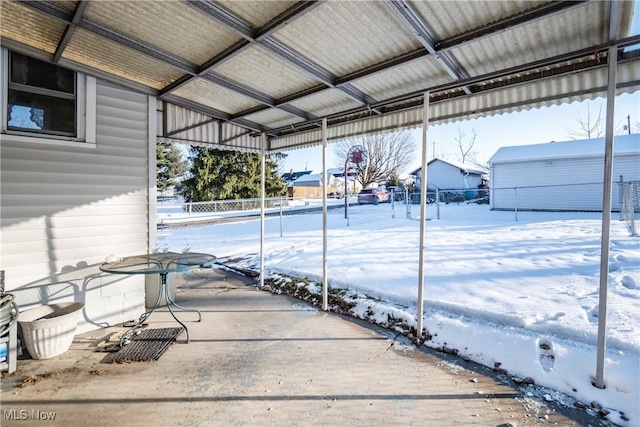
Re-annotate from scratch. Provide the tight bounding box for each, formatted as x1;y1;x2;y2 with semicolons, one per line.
344;145;368;221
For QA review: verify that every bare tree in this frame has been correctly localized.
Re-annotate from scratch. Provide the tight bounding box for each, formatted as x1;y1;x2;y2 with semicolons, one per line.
565;102;603;139
333;131;416;189
454;128;478;164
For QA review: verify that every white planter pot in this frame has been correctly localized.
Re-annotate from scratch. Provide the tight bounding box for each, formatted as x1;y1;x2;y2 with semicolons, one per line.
18;302;84;360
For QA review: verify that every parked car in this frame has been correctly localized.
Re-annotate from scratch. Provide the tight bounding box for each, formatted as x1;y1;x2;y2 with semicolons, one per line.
386;186;405;202
358;188;391;205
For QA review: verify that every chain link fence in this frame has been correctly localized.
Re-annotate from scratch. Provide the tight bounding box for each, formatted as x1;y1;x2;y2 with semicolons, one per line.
620;181;639;236
157;196;364;258
402;182;639;225
156;182;639;259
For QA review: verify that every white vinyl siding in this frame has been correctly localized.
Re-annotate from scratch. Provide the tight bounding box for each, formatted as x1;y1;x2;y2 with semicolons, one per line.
425;161;484;190
415;160;486;190
490;155;640;211
1;80;152;332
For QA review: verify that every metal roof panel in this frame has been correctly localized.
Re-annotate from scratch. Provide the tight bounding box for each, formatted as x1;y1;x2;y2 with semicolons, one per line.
214;45;321;99
288;89;362;118
272;0;421;77
217;0;298;28
63;29;184;90
350;56;453;102
241;108;304;130
449;2;612;77
0;0;637;152
53;1;78;12
270;59;640;150
171;77;260;114
411;0;545;40
83;1;240;66
0;1;66;55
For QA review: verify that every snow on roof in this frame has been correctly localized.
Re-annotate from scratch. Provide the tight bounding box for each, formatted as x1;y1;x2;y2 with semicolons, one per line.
489;134;640;164
293;173;323;183
282;170;312;181
410;158;488;176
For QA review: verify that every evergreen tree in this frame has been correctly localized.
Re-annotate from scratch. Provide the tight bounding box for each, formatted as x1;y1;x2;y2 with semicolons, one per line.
385;172;402;187
156;141;187;193
182;147;286;202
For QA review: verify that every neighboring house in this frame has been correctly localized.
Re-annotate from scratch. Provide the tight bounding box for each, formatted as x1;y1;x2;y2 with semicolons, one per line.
289;173;343;198
488;134;640;211
327;167;362;194
410;158;489;190
1;51;154;333
281;170;312;185
284;168;361;197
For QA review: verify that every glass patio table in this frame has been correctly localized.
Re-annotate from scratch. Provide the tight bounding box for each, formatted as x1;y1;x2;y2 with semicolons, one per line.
100;251;216;346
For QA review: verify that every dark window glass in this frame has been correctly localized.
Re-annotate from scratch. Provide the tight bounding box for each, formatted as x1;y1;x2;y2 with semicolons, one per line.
6;52;77;136
10;52;75;94
8;90;76;134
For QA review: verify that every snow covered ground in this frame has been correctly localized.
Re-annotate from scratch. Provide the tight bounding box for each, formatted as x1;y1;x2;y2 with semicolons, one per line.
158;200;639;425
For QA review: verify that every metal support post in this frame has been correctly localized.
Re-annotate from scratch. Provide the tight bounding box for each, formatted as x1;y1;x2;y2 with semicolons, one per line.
595;44;618;389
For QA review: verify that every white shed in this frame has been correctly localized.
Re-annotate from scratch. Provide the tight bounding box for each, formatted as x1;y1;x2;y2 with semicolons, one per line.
411;158;488;190
488;134;640;211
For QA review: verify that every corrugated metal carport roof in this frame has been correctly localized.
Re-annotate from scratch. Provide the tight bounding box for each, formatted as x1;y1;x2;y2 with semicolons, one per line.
1;0;638;152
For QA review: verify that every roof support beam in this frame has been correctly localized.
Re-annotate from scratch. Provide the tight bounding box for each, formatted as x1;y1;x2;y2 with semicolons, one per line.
259;38;335;85
185;0;255;40
336;48;428;86
167;117;217;137
184;0;382;113
53;0;88;63
17;0;318;124
82;19;198;73
256;0;328;42
266;38;640;137
202;73;316;121
385;0;472;94
164;0;327;96
159;39;252;95
438;1;592;50
160;94;268;134
233;1;591;121
232;84;328;120
16;0;198;74
203;73;277;107
12;0;622;140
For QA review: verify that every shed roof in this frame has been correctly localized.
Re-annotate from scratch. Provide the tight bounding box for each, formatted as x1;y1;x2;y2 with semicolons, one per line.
293;173;323;184
488;133;640;164
1;1;638;152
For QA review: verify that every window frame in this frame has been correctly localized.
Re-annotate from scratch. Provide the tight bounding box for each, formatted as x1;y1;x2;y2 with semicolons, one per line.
1;48;95;147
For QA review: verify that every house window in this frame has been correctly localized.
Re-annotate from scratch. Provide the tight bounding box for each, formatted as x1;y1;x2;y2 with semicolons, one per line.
7;52;77;136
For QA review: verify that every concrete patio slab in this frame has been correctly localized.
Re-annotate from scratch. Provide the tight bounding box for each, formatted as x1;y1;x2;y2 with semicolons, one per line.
2;267;596;426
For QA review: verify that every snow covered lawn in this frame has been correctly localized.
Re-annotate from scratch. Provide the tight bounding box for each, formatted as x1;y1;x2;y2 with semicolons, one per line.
159;202;639;425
